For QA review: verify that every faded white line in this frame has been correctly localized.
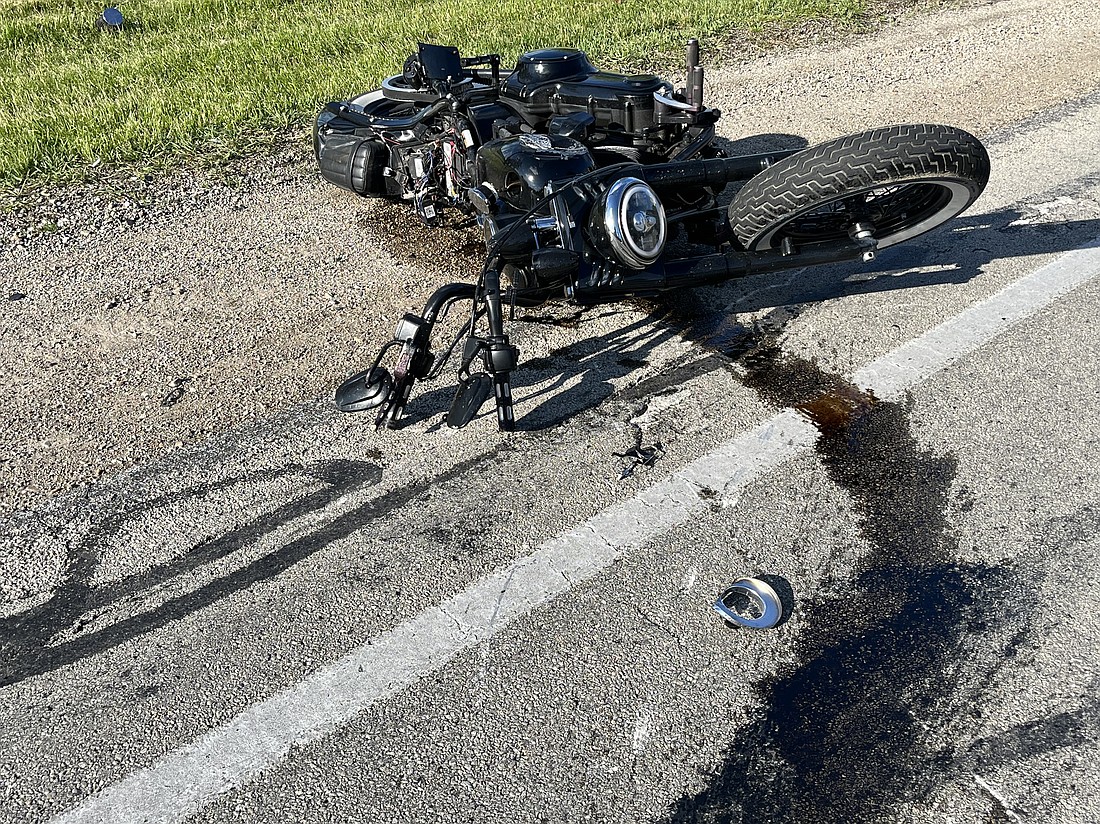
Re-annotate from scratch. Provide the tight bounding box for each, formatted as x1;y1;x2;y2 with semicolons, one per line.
53;240;1100;824
974;775;1024;822
853;237;1100;397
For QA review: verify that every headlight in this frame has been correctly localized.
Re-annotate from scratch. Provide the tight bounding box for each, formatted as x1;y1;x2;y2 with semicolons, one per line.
588;177;666;270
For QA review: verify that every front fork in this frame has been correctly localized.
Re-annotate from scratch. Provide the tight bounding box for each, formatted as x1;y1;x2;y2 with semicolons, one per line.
440;268;518;430
335;274;518;431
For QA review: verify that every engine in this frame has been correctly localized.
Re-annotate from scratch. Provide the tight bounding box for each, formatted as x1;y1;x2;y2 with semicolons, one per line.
313;41;719;225
499;48;672;143
473;133;595;210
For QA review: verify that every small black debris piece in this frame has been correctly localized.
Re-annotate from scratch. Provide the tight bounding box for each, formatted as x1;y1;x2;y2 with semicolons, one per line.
613;442;665;479
161;377;191;407
7;291;26;301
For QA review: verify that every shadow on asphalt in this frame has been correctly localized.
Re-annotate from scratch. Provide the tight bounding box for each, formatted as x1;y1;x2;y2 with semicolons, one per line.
400;205;1100;432
0;451;522;687
2;202;1097;726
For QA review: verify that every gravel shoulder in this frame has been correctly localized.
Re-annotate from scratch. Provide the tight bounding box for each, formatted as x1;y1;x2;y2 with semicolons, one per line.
1;0;1098;519
3;2;1100;821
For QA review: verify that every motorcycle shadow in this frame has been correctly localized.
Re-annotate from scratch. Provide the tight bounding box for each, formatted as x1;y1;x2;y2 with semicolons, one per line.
401;306;684;431
717;206;1100;314
403;205;1100;432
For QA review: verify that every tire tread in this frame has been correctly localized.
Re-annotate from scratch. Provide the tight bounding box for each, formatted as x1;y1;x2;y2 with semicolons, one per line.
728;124;991;249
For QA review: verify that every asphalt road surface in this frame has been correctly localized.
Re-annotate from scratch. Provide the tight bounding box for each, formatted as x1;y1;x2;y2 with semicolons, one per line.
2;0;1100;822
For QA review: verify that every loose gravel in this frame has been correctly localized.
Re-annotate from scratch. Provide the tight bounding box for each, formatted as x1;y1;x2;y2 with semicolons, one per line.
1;0;1098;519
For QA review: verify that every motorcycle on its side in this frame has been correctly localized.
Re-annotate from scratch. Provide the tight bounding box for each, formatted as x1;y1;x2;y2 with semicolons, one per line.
314;40;990;431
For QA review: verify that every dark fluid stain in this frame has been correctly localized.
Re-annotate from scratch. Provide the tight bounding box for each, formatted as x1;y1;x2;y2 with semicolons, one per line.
656;301;1060;823
689;564;1013;824
356;200;483;277
513;310;587;329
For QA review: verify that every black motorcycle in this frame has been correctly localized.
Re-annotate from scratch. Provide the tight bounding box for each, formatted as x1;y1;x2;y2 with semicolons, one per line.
315;41;990;430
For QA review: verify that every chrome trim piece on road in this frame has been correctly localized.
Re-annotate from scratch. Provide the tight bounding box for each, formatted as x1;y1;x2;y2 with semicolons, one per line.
713;577;783;629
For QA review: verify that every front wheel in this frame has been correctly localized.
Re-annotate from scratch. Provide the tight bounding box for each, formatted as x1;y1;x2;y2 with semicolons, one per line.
727;124;990;251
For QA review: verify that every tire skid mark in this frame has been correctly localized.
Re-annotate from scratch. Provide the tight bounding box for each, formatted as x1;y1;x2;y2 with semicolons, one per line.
0;294;701;692
0;448;524;687
0;460;382;687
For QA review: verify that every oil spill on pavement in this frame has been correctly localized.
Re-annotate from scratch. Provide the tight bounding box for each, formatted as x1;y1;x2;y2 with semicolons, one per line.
0;447;510;687
514;309;588;329
356;199;483;279
657;298;1067;822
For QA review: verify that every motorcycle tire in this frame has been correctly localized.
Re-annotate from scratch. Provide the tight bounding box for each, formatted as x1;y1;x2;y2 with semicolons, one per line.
351;89;414;118
727;124;990;251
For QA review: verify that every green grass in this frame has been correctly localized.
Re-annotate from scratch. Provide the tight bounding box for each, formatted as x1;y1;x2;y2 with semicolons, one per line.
0;0;869;190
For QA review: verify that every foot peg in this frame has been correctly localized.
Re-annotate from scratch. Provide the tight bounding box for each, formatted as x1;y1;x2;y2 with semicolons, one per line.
445;334;518;430
447;373;493;428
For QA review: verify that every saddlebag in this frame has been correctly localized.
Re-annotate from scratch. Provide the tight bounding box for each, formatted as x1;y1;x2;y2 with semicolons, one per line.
314;110;388;196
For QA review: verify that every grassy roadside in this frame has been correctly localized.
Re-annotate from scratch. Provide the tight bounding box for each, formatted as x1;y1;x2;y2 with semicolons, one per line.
1;0;872;192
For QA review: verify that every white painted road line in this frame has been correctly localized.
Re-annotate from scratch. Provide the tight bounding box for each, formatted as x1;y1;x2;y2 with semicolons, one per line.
52;239;1100;824
853;238;1100;398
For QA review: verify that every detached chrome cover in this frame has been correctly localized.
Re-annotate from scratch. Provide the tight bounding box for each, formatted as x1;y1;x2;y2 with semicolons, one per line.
713;577;783;629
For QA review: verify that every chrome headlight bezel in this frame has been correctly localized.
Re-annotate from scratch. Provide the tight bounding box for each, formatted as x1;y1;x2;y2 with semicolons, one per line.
588;177;667;270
